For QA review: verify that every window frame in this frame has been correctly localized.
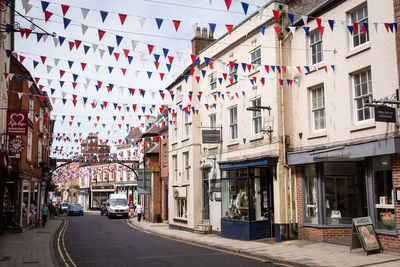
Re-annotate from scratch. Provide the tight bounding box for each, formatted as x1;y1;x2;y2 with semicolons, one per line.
208;72;217;91
251;97;262;136
309;31;323;65
172;155;177;182
176;86;183;102
184;112;190;137
37;138;42;164
176;198;187;219
228;61;237;80
27;128;32;162
249;47;262;68
163;143;167;167
349;5;369;49
174;113;178;141
39;108;44;132
29;97;34;122
310;85;326;132
352;69;373;123
183;152;190;180
228;106;238;141
209;113;217;129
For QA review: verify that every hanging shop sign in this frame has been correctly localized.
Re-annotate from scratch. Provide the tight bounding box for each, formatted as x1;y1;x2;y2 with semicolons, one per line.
350;216;382;255
375;105;396;123
202;129;221;144
6;111;28;135
8;138;25;154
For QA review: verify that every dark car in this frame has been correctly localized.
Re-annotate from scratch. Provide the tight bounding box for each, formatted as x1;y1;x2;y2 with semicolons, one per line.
67;203;84;216
100;202;107;216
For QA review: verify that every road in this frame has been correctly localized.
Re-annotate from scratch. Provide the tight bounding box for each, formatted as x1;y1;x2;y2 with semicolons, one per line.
55;213;284;267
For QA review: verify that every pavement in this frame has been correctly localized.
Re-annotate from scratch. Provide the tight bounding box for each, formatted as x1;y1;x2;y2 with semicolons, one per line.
0;217;62;267
128;218;400;267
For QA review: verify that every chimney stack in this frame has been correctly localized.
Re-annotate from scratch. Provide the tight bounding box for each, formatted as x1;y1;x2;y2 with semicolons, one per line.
191;27;215;55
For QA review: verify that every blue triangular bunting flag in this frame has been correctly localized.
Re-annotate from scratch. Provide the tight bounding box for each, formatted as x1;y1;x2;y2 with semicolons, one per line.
33;60;39;69
209;23;216;34
127;56;133;65
166;64;171;72
154;54;160;62
68;60;73;68
108;46;114;55
41;1;49;12
328;20;335;31
84;45;90;54
63;17;71;29
288;13;294;25
108;66;113;73
147;72;152;79
303;27;310;36
258;26;266;35
116;35;123;46
100;11;108;22
241;2;249;15
58;36;65;46
155;18;163;29
163;48;169;57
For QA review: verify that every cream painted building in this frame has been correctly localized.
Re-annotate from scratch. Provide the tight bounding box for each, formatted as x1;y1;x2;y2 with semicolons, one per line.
283;0;400;250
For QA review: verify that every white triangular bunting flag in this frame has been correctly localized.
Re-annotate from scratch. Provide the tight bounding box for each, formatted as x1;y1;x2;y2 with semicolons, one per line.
301;16;308;26
131;40;138;51
151;92;156;99
257;6;264;20
50;97;56;105
61;92;66;98
53;37;59;47
84;83;89;90
81;8;89;19
191;22;198;33
27;80;32;88
99;49;105;59
86;77;90;85
47;78;52;85
54;58;60;66
135;70;140;77
17;92;23;99
46;65;52;74
94;64;100;72
81;24;89;35
289;26;296;36
138;16;146;28
92;43;98;53
243;25;250;36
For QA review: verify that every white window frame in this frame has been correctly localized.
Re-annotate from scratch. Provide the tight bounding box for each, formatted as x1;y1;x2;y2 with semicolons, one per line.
183;152;189;180
184;112;190;137
39;108;43;132
228;106;238;141
209;113;216;129
163;143;167;167
29;98;34;121
251;97;262;135
228;62;237;80
353;69;373;123
174;113;178;141
173;155;177;182
177;86;183;102
37;138;42;164
350;5;369;49
309;31;323;65
27;128;32;162
176;198;187;218
310;86;326;132
249;47;261;68
208;72;217;91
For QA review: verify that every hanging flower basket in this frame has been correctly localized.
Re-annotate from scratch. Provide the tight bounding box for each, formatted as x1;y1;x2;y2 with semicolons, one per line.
380;212;395;227
200;164;212;172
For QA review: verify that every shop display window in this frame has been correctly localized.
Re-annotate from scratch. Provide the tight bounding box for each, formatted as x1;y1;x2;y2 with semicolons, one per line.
373;156;396;231
222;168;270;222
176;198;187;219
22;181;30;226
324;162;364;225
304;165;318;224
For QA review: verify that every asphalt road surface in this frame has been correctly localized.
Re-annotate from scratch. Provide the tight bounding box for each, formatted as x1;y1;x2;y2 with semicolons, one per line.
58;213;284;267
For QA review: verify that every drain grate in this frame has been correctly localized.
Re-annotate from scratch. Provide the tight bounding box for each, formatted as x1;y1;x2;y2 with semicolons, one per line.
0;256;11;262
22;261;39;264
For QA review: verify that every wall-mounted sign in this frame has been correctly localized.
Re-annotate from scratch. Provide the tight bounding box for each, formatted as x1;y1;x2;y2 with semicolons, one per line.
350;216;382;254
202;130;221;144
375;105;396;123
6;111;28;135
314;149;349;160
8;138;25;154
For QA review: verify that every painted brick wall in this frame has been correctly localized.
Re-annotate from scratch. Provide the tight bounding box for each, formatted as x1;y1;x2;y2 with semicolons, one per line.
394;0;400;86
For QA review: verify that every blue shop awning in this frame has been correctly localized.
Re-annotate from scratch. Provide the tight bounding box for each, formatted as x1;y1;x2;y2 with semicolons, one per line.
218;156;278;170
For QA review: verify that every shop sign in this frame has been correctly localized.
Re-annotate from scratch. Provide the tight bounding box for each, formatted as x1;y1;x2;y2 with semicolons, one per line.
6;111;28;135
8;138;25;154
202;129;221;144
375;105;396;123
210;179;221;192
314;149;349;160
350;216;382;254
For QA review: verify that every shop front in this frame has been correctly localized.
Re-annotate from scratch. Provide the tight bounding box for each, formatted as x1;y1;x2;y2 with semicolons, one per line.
219;157;277;241
116;182;137;204
288;138;400;250
90;184;115;209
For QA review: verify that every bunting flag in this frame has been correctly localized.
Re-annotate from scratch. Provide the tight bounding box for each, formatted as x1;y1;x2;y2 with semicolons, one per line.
241;2;249;15
119;13;127;25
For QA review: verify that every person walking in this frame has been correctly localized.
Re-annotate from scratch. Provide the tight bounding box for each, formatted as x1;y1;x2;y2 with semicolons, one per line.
48;202;54;220
135;202;143;222
41;203;49;227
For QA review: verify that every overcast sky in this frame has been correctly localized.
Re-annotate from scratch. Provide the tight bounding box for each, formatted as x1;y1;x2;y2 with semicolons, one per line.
14;0;270;158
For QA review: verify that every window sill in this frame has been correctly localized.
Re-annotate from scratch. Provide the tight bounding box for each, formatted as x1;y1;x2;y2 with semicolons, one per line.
248;69;260;77
350;121;376;132
250;135;263;142
307;130;327;140
304;64;325;75
207;145;219;150
302;223;352;228
227;141;240;147
226;81;238;88
346;43;371;59
376;229;397;236
171;141;178;145
173;218;188;223
182;137;189;142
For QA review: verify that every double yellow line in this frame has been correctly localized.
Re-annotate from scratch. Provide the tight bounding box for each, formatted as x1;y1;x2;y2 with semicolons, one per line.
57;219;77;267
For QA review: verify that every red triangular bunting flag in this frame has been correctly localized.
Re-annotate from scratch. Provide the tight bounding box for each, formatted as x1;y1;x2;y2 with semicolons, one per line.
121;68;126;75
40;56;46;64
154;61;160;70
316;18;322;28
72;82;77;89
195;76;200;83
190;54;197;64
265;65;270;73
75;40;82;49
61;5;70;16
132;104;137;112
34;77;40;84
272;10;280;23
274;27;281;37
60;70;65;78
159;73;164;80
229;61;234;70
226;24;233;34
103;101;108;108
44;11;53;22
318;26;324;37
222;73;227;80
119;13;127;25
147;44;154;54
81;63;87;71
190;68;195;76
353;22;359;33
98;29;106;41
123;49;130;58
19;56;25;63
68;41;75;51
172;20;181;31
114;52;120;61
225;0;232;10
168;56;174;64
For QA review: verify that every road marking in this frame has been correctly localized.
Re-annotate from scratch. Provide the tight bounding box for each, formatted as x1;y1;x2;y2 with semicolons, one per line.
57;218;77;267
124;219;287;265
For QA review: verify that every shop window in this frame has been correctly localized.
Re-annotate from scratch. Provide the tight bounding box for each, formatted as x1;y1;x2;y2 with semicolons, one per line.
309;31;323;65
310;86;325;131
350;5;369;48
176;198;187;218
324;162;364;225
222;168;270;222
373;156;396;231
304;165;318;224
353;69;373;122
22;181;30;226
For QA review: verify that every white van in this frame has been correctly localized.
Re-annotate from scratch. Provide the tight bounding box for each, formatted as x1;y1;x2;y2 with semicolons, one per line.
107;194;129;218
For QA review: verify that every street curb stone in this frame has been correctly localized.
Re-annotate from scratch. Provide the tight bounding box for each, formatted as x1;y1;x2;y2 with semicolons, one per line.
50;218;64;267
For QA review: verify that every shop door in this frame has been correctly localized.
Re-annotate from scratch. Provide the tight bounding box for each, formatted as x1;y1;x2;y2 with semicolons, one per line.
202;172;210;220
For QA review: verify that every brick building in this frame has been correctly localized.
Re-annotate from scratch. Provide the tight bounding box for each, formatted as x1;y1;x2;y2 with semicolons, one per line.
158;126;169;221
2;54;53;231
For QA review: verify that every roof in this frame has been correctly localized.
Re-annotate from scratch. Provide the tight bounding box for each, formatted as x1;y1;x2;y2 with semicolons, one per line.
146;143;159;155
293;0;346;26
124;127;142;140
142;124;162;137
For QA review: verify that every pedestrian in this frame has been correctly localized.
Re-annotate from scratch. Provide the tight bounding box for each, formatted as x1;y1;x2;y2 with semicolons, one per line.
135;201;143;222
41;203;48;227
48;202;54;220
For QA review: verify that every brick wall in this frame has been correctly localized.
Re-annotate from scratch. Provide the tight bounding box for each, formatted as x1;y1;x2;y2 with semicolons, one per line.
394;0;400;86
286;0;327;18
159;127;168;221
146;154;162;222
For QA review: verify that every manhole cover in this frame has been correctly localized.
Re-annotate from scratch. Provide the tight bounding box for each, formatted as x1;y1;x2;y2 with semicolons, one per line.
36;231;51;234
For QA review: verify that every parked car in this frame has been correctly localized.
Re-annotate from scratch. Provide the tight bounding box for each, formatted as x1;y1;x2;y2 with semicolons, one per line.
59;202;69;214
100;202;107;216
67;203;84;216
